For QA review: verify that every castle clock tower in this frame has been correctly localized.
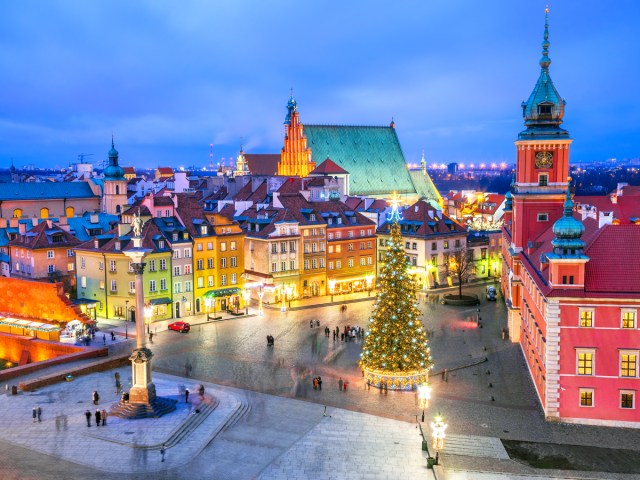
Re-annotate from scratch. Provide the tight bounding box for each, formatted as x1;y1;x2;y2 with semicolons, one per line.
512;8;571;250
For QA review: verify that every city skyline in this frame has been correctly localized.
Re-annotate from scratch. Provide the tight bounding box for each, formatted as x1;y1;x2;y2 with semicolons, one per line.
1;1;639;170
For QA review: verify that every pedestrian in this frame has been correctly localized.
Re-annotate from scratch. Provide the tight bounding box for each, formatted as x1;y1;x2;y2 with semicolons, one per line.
149;332;154;342
266;335;270;346
95;409;101;427
37;406;42;422
444;368;449;382
316;320;320;328
103;334;106;345
310;320;313;328
32;407;37;423
85;409;91;427
92;390;99;405
101;409;107;426
313;377;318;390
185;388;190;403
343;381;348;391
111;331;116;341
441;370;445;381
160;444;166;462
338;378;343;391
317;376;322;390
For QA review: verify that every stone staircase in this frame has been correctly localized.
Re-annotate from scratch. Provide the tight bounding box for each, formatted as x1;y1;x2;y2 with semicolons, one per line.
109;396;178;419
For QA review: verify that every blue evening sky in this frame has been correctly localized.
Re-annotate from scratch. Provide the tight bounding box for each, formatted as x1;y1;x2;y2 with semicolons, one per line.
1;1;638;170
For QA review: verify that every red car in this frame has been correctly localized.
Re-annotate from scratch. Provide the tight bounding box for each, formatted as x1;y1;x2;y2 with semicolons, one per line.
168;321;190;333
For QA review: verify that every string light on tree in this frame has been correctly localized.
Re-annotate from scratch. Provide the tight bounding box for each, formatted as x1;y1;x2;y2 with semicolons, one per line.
360;192;433;390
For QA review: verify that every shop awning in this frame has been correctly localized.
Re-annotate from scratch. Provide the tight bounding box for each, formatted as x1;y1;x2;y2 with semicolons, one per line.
150;297;172;305
73;298;98;306
203;288;241;298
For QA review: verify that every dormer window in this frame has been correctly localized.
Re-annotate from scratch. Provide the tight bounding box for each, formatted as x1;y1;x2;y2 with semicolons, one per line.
337;218;342;224
328;218;333;225
159;240;165;249
115;241;121;251
172;233;178;241
310;214;316;221
200;226;207;235
538;104;552;116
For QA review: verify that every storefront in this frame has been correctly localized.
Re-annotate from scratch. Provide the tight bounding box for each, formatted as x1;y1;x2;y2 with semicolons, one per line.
0;317;61;341
72;298;98;320
203;287;244;315
330;275;375;295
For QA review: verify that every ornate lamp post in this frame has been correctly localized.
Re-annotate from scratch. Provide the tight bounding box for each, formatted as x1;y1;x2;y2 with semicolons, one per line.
418;382;432;422
257;281;265;316
243;289;250;315
329;279;336;302
430;414;448;464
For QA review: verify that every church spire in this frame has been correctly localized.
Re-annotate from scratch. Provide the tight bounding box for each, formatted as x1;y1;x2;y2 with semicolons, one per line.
284;89;297;125
540;6;551;71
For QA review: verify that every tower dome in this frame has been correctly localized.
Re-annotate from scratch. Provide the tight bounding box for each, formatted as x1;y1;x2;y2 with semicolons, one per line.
103;137;125;180
551;186;585;254
519;8;570;141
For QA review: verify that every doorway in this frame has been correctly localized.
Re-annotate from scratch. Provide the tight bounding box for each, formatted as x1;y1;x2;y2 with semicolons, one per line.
175;302;180;318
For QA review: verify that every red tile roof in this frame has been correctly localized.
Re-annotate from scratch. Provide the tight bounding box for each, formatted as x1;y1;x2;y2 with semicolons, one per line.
245;154;280;176
8;221;81;249
309;157;349;175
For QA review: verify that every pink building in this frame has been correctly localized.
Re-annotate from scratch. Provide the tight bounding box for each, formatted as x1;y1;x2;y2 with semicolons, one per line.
502;11;640;427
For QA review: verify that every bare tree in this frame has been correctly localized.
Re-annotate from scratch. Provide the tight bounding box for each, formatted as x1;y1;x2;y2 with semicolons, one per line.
444;246;475;298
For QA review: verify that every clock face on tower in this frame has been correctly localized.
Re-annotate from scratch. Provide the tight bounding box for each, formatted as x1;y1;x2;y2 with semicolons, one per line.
535;151;553;169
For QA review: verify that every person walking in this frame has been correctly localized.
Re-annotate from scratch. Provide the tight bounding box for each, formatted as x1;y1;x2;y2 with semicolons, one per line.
149;332;154;343
317;376;322;390
338;378;343;391
185;388;190;403
95;409;101;427
37;406;42;422
32;407;37;423
85;409;91;427
92;390;99;405
160;444;166;462
101;409;107;426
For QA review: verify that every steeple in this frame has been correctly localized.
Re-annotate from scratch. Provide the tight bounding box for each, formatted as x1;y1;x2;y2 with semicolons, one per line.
420;150;426;175
104;137;125;180
519;7;569;140
278;92;315;177
284;89;297;125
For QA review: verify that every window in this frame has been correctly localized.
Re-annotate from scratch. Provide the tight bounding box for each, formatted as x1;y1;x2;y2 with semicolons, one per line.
12;208;22;218
220;257;227;268
537;213;549;222
81;276;87;288
47;264;55;273
160;259;167;270
348;231;353;238
231;256;237;267
221;274;227;286
230;241;237;251
197;259;204;270
197;277;203;288
220;242;227;252
149;259;156;272
208;276;214;287
336;245;341;253
160;279;167;291
289;241;297;252
320;258;325;268
443;241;449;249
110;260;117;272
329;233;334;240
81;257;86;269
304;259;309;270
201;226;208;235
110;280;117;292
128;262;134;273
290;260;295;270
207;242;213;250
481;248;487;259
622;310;636;329
360;258;366;266
184;248;191;258
538;104;552;115
272;262;277;272
539;174;548;187
129;281;135;294
99;280;104;289
335;232;341;239
271;244;277;254
172;233;178;242
336;260;341;269
312;259;317;269
577;350;594;375
281;261;286;271
455;239;461;248
174;282;182;293
579;389;594;407
621;391;635;409
621;352;638;377
231;273;237;284
184;265;192;275
208;258;214;269
367;257;372;265
149;280;156;292
173;250;181;259
67;262;74;271
67;249;74;257
360;229;365;237
312;243;317;253
412;242;417;250
328;261;334;270
174;266;181;276
579;309;594;328
197;243;203;251
431;242;436;251
304;244;309;254
280;242;287;253
367;241;372;249
348;243;353;251
348;259;354;268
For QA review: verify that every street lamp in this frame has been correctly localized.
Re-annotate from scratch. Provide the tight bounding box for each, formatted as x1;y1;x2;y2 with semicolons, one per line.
124;300;129;339
328;279;336;302
144;303;153;335
204;297;217;321
430;414;448;464
365;275;373;296
280;285;286;312
418;382;432;422
243;289;250;315
286;286;292;309
257;281;265;316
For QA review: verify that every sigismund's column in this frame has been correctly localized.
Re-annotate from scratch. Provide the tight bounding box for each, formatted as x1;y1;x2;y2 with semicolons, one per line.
123;240;156;404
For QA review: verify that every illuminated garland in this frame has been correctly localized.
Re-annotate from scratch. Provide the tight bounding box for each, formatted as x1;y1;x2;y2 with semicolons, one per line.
360;219;433;389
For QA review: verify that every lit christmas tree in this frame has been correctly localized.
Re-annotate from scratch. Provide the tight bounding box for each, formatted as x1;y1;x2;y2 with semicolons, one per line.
360;201;433;390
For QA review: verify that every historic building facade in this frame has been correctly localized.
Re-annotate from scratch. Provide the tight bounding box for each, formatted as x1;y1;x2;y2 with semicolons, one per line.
502;11;640;427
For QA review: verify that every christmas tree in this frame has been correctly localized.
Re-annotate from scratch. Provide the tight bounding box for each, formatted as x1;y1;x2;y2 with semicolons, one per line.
360;206;433;390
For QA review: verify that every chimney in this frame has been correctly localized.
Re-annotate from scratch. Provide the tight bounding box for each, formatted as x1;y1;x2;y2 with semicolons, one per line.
617;182;628;196
580;205;590;221
599;211;613;228
610;193;618;205
273;192;283;209
19;222;26;234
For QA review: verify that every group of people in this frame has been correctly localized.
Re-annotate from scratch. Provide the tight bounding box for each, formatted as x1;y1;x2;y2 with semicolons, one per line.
85;408;107;427
31;406;42;422
332;325;364;342
312;376;323;390
266;334;275;346
309;319;320;328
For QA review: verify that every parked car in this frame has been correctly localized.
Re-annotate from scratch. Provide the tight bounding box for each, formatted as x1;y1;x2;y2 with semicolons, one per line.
486;286;497;301
168;321;190;333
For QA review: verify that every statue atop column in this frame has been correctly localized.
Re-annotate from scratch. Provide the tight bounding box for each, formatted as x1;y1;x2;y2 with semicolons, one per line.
131;210;143;238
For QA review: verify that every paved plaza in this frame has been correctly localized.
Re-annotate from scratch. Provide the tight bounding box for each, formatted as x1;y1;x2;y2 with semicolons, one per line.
2;283;640;479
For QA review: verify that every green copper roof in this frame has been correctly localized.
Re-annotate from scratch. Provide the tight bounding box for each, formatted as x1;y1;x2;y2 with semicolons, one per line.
409;170;442;209
104;138;125;180
519;9;570;141
303;125;416;197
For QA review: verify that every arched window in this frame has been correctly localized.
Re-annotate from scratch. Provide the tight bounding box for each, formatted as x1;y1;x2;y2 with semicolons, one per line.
40;207;49;219
65;206;75;218
116;205;121;214
115;185;120;195
12;209;22;218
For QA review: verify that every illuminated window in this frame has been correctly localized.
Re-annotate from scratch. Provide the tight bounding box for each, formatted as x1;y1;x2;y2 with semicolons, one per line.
312;259;317;269
67;263;74;271
197;277;204;288
230;241;237;251
328;261;334;270
65;206;74;218
208;276;214;287
231;273;237;284
579;310;593;328
577;350;594;375
304;259;309;270
579;389;594;407
12;209;22;218
220;242;227;252
621;391;635;409
221;274;227;286
622;310;636;329
348;259;354;268
40;207;49;219
621;352;638;377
